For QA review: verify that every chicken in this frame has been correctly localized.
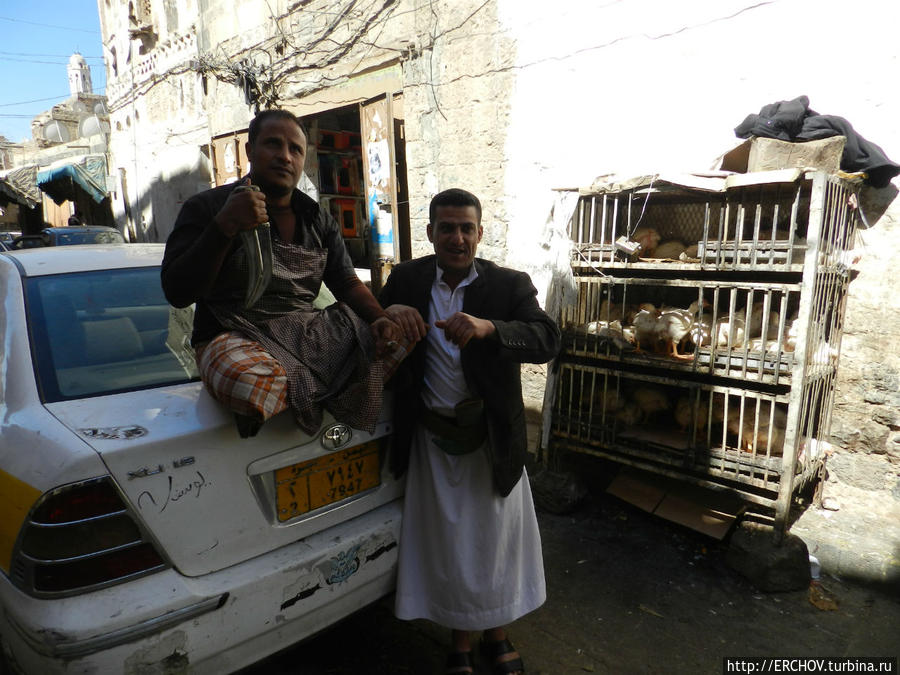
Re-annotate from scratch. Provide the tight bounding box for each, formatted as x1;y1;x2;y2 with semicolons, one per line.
747;338;781;353
783;315;800;352
632;227;661;258
631;303;660;353
680;243;700;260
630;384;671;421
595;302;638;331
651;239;687;260
714;315;745;349
674;393;709;434
798;437;834;465
622;304;641;326
746;302;782;340
810;342;839;366
587;383;624;416
615;401;644;426
595;321;637;353
725;400;786;456
686;309;713;349
654;300;708;359
598;299;627;324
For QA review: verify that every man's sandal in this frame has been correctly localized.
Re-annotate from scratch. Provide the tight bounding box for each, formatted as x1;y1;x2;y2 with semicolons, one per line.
445;650;475;675
480;637;525;675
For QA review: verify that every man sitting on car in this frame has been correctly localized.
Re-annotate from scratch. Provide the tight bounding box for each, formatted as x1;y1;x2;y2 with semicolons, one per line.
161;109;401;437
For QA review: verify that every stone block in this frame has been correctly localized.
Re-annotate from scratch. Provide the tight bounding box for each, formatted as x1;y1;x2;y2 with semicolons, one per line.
726;523;811;592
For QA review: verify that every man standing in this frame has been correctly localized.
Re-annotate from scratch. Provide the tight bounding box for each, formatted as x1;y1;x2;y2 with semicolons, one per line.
162;109;399;436
380;188;560;675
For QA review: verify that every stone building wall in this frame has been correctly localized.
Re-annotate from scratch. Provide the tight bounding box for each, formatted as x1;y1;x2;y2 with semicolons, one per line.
830;192;900;493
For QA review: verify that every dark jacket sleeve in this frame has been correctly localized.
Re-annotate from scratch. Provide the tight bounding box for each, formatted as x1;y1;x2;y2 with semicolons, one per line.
489;269;561;364
161;187;237;308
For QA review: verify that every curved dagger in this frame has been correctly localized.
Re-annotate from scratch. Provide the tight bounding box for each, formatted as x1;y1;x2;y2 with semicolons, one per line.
232;183;273;308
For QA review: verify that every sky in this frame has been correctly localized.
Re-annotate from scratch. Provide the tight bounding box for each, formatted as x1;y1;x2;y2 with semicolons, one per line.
0;0;106;143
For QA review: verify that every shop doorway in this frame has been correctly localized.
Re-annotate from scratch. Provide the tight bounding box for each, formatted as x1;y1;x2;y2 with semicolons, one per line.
304;94;409;292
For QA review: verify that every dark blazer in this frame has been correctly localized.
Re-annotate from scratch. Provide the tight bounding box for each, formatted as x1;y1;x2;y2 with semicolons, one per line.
379;255;561;496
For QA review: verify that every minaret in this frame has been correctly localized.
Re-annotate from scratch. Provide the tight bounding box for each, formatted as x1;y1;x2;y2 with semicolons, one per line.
68;53;93;96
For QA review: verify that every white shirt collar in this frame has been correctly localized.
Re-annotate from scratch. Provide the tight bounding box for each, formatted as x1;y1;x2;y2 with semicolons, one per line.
434;260;479;289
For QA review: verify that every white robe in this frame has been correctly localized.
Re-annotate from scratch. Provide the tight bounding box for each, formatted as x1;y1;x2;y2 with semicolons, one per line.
393;427;546;630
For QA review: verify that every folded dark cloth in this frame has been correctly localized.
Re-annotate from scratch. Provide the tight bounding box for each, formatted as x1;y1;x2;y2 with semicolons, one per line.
735;95;900;188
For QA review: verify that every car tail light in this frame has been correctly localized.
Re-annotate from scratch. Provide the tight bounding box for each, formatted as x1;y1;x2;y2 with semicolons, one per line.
11;477;168;597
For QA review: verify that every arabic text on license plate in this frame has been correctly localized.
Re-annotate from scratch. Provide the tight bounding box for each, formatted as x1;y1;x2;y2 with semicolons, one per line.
275;441;381;522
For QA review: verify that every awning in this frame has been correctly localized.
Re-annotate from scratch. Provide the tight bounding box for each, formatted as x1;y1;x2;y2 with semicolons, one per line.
0;165;41;209
37;155;108;205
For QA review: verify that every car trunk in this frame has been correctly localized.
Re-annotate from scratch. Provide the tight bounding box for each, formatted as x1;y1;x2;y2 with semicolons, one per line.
44;382;400;577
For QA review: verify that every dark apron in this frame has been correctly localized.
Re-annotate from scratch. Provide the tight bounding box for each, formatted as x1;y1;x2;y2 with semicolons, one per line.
206;236;383;434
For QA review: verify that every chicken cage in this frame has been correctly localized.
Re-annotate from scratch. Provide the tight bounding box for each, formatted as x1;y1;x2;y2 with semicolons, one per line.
569;169;857;273
550;169;861;535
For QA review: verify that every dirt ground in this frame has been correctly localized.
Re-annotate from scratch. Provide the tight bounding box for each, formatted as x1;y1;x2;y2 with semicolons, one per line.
243;464;900;675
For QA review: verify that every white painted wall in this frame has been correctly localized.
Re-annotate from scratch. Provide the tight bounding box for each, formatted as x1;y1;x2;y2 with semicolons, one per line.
500;0;899;267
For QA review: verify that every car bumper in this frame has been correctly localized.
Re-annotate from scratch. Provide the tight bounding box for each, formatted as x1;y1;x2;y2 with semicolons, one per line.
0;499;401;675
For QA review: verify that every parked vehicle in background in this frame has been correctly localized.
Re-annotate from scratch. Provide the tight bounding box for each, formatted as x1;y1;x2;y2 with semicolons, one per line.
0;232;19;249
0;244;402;674
10;226;125;249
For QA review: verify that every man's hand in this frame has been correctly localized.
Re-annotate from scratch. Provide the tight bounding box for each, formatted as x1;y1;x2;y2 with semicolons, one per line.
434;312;495;348
385;304;428;343
371;315;404;358
214;183;268;238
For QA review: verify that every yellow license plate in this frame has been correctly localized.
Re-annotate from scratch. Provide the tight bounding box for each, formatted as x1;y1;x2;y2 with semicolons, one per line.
275;441;381;522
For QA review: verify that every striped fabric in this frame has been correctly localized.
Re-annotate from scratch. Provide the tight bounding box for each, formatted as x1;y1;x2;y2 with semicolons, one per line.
196;332;289;422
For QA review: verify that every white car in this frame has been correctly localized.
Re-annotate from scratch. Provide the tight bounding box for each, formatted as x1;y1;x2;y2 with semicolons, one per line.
0;244;402;674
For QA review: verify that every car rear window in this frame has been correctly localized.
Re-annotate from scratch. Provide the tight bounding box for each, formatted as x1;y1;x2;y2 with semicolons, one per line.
26;267;199;402
53;229;125;245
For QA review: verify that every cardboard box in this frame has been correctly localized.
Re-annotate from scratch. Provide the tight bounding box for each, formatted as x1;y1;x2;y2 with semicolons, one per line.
720;135;845;174
606;467;746;539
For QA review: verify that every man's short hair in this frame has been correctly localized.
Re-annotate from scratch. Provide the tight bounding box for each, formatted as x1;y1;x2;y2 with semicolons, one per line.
429;188;482;225
248;109;307;145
